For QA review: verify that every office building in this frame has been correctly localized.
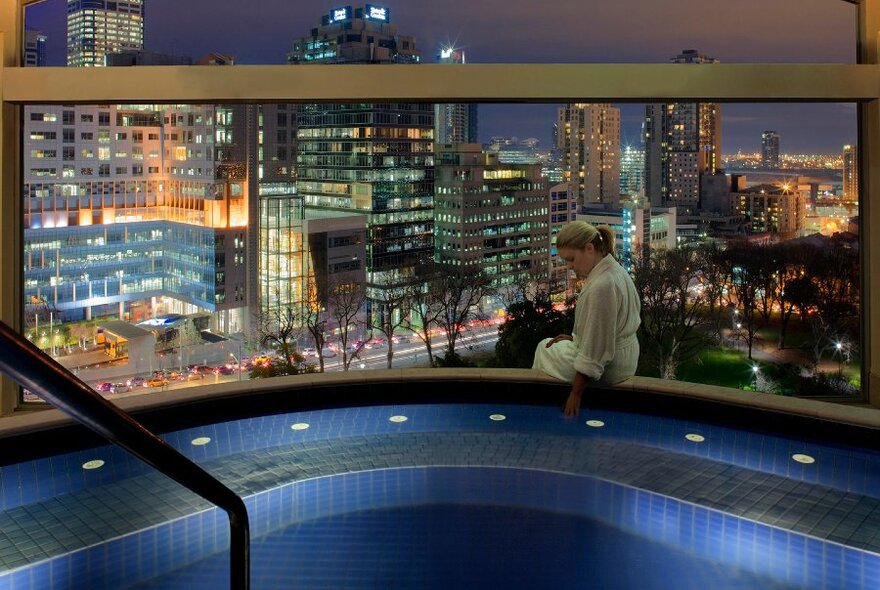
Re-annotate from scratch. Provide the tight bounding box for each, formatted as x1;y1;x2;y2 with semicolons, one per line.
645;50;721;214
548;182;575;297
486;137;541;165
24;29;46;67
762;131;780;169
290;6;434;325
577;202;677;272
843;144;858;205
66;0;145;67
434;144;549;288
556;103;620;207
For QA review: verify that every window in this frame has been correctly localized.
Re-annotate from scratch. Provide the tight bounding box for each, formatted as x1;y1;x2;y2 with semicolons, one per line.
98;112;110;126
62;147;75;161
62;110;75;125
80;114;93;123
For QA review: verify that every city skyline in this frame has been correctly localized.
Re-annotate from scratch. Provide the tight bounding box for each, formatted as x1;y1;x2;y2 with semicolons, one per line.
25;0;857;153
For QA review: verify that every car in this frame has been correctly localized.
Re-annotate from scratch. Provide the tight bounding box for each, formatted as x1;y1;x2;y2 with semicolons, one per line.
320;347;337;358
392;335;411;344
127;376;146;388
186;372;204;381
111;382;130;394
146;377;168;388
95;382;114;392
213;365;234;375
301;347;317;357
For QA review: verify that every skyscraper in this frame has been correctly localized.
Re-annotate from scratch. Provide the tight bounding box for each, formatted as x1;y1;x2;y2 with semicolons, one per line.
24;29;47;67
842;144;858;205
644;50;721;214
556;103;620;207
66;0;145;67
435;47;478;144
620;145;644;198
290;5;434;326
762;131;780;169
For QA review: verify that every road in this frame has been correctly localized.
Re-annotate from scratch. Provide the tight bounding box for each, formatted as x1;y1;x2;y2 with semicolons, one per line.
94;324;501;400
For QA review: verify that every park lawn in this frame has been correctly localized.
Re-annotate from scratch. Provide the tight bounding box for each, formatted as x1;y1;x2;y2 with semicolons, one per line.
676;348;771;390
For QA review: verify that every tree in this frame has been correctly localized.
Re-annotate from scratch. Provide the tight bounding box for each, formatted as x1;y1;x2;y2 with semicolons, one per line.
717;241;764;359
258;306;302;375
369;271;412;369
301;280;330;372
495;286;574;368
327;273;368;371
432;267;494;364
402;274;444;367
632;246;713;379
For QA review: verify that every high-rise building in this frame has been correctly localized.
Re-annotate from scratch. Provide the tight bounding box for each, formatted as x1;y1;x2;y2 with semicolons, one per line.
290;6;434;326
435;47;478;144
731;183;806;238
434;144;548;287
620;145;644;197
556;103;620;207
23;9;253;334
645;50;721;214
548;183;575;297
66;0;145;67
762;131;780;169
24;29;47;67
842;144;858;205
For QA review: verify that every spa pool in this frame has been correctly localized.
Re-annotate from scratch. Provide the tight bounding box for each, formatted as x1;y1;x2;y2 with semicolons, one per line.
1;398;879;589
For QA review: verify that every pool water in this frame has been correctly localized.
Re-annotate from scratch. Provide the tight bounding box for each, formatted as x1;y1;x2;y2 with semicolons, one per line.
132;503;796;590
1;403;879;589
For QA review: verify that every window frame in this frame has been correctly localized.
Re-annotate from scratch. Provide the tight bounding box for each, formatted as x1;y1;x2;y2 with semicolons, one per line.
1;0;878;414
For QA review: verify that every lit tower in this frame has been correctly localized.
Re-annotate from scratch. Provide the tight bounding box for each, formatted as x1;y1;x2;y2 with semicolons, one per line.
842;144;858;205
66;0;145;67
644;49;721;214
435;46;478;144
762;131;780;169
556;103;620;207
290;5;434;325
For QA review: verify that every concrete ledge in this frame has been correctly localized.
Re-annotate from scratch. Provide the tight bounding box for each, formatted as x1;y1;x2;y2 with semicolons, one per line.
2;369;879;439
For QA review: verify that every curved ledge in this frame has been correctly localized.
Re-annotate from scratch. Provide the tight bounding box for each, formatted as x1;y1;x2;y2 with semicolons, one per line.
3;369;880;441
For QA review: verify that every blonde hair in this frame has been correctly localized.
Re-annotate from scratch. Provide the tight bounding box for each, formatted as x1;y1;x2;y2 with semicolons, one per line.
556;221;615;258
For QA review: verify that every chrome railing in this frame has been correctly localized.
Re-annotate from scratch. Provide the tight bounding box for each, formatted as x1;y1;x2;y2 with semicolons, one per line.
0;321;250;589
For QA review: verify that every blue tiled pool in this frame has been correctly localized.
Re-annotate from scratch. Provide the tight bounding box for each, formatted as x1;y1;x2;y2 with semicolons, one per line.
1;403;879;589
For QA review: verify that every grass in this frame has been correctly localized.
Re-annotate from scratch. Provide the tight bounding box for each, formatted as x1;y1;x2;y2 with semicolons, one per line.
675;348;760;390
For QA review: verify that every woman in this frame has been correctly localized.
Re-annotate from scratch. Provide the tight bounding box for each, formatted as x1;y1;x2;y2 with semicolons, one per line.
533;221;641;416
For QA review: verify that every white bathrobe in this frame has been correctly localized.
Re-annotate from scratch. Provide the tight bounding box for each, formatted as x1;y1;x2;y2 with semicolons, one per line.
533;254;641;384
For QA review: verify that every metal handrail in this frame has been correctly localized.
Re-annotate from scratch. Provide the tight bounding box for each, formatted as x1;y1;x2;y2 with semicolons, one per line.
0;321;249;589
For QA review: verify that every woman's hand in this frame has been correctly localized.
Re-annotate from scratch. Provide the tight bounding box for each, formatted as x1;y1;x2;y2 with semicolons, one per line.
545;334;573;348
563;391;582;417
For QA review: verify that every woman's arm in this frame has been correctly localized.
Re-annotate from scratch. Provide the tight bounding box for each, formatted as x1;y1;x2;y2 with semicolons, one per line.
563;371;590;416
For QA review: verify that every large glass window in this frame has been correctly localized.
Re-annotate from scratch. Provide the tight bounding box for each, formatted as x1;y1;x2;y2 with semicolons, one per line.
7;0;873;406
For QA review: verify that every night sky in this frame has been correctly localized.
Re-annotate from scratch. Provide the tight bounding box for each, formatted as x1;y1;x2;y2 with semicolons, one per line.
25;0;859;154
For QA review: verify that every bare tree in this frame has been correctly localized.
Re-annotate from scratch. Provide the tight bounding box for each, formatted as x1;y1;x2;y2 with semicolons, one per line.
632;247;712;379
259;306;302;374
301;280;330;372
327;273;368;371
369;272;412;369
718;241;763;359
433;267;494;363
402;269;445;367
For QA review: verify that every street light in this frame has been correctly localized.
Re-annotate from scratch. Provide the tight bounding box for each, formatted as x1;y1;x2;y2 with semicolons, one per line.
751;364;760;390
229;351;242;381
